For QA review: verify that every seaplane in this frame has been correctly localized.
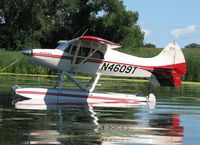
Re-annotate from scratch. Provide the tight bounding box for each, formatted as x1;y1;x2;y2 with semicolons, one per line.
12;35;186;109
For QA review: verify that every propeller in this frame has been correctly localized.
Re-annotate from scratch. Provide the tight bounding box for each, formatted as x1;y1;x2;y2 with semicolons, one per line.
19;49;32;56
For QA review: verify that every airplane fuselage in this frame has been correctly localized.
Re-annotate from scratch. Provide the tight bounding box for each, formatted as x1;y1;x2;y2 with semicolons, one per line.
31;48;154;78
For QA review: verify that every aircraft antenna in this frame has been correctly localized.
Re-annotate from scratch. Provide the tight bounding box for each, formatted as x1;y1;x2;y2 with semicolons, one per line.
72;28;88;39
72;29;82;39
80;29;88;37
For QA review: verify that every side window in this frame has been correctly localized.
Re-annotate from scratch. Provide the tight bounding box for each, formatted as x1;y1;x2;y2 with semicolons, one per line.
64;44;71;52
78;47;90;57
78;48;104;59
91;50;104;59
70;45;77;55
69;45;104;60
56;43;71;52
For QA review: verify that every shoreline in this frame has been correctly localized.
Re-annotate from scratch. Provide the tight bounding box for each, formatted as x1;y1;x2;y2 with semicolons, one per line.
1;72;200;85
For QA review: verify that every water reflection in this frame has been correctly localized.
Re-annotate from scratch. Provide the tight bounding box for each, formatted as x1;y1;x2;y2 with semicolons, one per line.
21;107;100;145
100;113;183;145
1;76;200;144
12;88;183;145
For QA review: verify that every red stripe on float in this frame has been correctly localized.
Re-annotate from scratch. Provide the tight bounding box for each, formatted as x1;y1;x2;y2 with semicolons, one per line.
16;91;140;104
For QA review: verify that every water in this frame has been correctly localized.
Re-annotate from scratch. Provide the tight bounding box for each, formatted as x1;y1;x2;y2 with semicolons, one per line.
0;76;200;145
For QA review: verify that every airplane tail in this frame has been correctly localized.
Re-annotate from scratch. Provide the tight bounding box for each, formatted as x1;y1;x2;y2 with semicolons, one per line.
149;42;186;87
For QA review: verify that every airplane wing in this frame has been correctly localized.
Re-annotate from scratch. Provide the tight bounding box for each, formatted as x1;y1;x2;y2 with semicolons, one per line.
58;36;121;49
79;36;121;49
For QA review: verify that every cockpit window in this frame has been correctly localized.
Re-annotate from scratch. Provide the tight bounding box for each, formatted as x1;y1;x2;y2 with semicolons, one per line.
56;43;71;52
77;47;104;59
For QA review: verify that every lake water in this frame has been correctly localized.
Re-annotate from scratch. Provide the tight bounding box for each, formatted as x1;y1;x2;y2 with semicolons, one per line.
0;75;200;145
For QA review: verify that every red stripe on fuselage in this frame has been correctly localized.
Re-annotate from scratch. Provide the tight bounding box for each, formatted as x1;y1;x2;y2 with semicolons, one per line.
32;53;72;59
32;53;102;63
32;53;186;73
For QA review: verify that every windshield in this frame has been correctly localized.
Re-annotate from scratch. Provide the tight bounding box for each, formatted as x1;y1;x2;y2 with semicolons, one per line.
56;43;71;52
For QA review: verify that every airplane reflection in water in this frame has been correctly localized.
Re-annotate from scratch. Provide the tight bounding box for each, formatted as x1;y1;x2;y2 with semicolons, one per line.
12;87;183;145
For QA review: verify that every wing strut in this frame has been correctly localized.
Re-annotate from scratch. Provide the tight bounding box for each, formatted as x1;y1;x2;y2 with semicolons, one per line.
55;71;101;92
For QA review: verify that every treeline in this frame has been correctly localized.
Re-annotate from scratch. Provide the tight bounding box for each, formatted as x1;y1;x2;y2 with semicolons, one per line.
0;48;200;82
185;43;200;48
0;0;144;50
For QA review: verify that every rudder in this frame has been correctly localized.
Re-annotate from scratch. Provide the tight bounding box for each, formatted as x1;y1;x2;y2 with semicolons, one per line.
149;42;186;87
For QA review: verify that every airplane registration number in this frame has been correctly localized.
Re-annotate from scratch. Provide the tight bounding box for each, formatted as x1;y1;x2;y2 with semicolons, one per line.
100;63;137;74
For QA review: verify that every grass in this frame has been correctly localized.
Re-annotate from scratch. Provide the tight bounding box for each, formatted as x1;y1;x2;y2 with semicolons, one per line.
1;72;200;86
0;50;54;75
0;72;148;82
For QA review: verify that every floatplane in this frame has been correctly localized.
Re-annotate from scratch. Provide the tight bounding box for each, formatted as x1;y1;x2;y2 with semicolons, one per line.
12;35;186;109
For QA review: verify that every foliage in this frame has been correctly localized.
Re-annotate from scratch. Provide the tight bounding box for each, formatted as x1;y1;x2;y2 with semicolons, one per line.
0;0;144;50
185;43;200;48
0;50;54;75
182;48;200;82
143;43;156;48
118;45;160;57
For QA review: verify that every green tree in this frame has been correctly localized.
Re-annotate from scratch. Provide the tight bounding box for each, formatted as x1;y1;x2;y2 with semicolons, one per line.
185;43;200;48
0;0;144;50
92;0;144;47
143;43;156;48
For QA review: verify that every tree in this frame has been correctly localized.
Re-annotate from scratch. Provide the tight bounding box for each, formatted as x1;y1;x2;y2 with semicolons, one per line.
92;0;144;47
0;0;54;50
0;0;144;50
143;43;156;48
185;43;200;48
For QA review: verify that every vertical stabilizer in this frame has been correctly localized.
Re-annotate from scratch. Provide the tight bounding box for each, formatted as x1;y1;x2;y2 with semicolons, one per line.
150;42;186;87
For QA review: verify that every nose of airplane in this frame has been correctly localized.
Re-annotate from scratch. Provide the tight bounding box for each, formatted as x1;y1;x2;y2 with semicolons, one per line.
20;49;32;56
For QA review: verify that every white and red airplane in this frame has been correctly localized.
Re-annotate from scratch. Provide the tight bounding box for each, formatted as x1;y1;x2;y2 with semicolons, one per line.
13;36;186;107
21;35;186;90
